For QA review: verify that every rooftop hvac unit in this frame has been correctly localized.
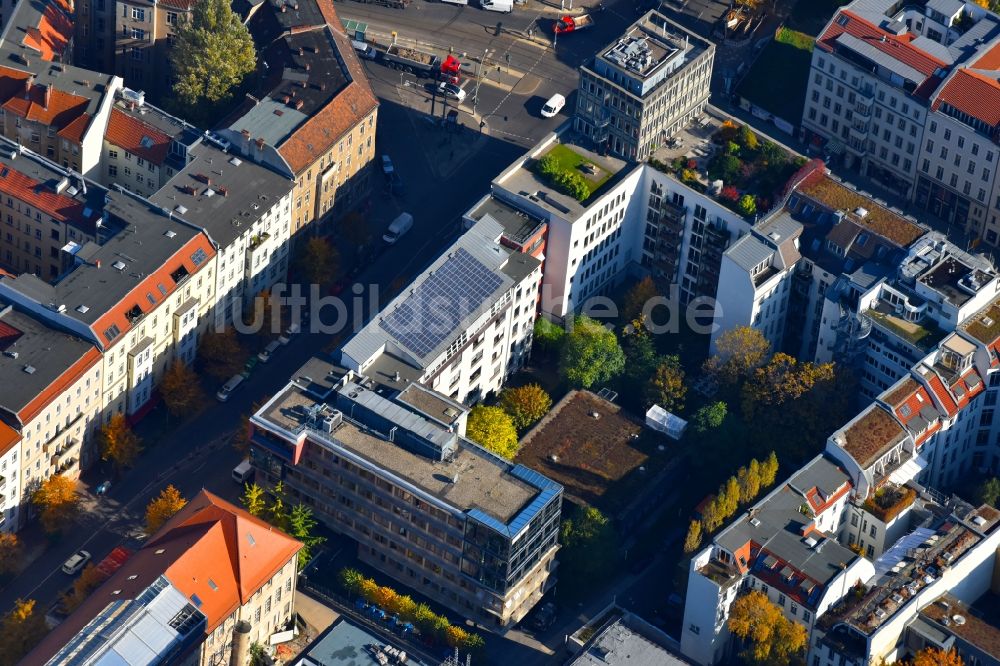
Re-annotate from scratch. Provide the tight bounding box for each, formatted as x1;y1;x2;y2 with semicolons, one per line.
320;411;342;433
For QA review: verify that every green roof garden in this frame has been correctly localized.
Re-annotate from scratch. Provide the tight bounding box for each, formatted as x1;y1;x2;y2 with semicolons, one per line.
868;309;944;352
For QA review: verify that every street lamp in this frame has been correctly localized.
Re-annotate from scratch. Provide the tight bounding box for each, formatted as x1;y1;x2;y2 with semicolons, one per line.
473;48;492;118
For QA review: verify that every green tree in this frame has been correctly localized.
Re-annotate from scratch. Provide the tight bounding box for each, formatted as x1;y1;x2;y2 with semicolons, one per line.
737;194;757;217
499;384;552;431
159;362;205;417
728;590;807;666
339;568;365;597
289;504;326;570
0;599;48;662
268;481;289;531
976;477;1000;507
170;0;256;107
703;326;771;387
145;485;187;535
249;642;267;666
241;483;266;517
623;326;658;380
646;355;686;411
559;506;619;577
683;519;703;554
294;237;339;286
100;414;142;471
739;125;759;151
693;401;727;433
198;328;245;382
560;315;625;389
32;474;80;534
533;317;566;356
466;406;519;459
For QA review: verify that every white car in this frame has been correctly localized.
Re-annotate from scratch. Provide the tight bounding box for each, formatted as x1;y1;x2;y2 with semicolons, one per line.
437;82;467;102
62;550;91;575
541;93;566;118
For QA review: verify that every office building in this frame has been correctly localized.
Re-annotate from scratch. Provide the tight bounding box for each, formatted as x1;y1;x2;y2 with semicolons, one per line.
574;10;714;162
249;360;562;631
342;217;541;406
27;490;302;665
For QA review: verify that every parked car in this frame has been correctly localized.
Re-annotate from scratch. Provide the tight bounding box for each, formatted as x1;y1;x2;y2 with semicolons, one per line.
540;93;566;118
258;340;281;363
217;374;246;402
437;81;467;102
62;550;91;575
383;212;414;244
381;154;394;176
278;322;301;345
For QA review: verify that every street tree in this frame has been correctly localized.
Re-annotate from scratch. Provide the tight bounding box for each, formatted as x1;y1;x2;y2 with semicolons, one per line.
646;355;686;411
198;328;245;382
466;406;519;459
100;413;142;471
728;590;807;666
560;315;625;389
340;211;372;248
289;503;326;570
702;326;771;387
0;598;48;662
60;563;109;613
160;362;204;417
32;474;79;534
268;481;290;531
622;276;658;323
295;237;338;286
693;401;728;433
145;485;187;535
499;384;552;431
0;532;21;576
241;483;267;517
170;0;256;107
683;519;703;554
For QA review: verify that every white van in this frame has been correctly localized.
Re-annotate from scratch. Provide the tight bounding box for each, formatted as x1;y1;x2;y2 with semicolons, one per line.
232;459;254;484
383;212;414;244
216;374;245;402
541;94;566;118
481;0;512;12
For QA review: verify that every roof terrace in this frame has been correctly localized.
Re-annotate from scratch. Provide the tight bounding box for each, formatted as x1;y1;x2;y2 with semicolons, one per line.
835;405;908;469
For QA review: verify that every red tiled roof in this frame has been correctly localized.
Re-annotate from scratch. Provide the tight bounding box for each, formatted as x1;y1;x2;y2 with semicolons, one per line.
105;108;172;166
21;0;74;61
951;368;985;409
976;41;1000;71
926;373;959;417
158;0;195;8
0;164;93;223
933;69;1000;129
0;421;19;458
818;10;945;80
0;76;90;141
275;4;378;174
0;320;22;349
153;490;302;632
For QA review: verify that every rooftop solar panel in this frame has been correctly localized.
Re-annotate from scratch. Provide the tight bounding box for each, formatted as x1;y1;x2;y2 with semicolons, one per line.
379;248;504;358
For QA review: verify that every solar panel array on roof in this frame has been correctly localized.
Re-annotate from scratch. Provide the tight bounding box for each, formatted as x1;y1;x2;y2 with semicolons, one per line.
379;248;504;358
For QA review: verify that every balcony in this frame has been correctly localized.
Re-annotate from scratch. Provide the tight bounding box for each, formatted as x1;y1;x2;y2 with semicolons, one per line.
854;101;872;117
248;232;271;251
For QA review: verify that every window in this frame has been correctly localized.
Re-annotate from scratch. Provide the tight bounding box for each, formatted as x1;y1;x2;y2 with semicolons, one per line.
109;165;117;177
130;27;144;40
166;11;177;25
131;6;144;20
777;594;786;606
108;149;118;159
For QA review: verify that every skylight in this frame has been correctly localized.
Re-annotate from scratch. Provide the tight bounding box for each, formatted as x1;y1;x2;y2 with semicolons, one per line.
247;533;256;547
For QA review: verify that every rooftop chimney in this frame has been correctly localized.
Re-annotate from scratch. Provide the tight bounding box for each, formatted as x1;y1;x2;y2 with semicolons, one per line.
229;621;251;666
255;138;265;150
23;76;34;99
43;84;51;109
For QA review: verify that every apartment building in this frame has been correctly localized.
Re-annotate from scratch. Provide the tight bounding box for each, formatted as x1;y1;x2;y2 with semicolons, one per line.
27;490;302;665
217;0;378;237
800;0;1000;249
150;141;293;326
250;363;562;631
0;176;216;421
0;304;102;529
114;0;193;94
0;147;111;280
574;10;714;162
103;92;200;197
341;217;541;406
74;0;114;71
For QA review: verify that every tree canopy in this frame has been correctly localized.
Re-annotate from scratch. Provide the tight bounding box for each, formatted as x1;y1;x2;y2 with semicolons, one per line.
728;590;807;666
100;414;142;471
646;355;686;411
241;482;267;517
692;401;727;433
976;477;1000;507
0;532;21;577
198;328;245;382
289;503;325;570
533;317;565;356
560;506;619;577
703;326;771;387
560;315;625;389
622;277;658;324
499;384;552;431
60;563;109;613
160;362;204;417
908;647;964;666
32;474;79;534
0;599;48;663
145;485;187;535
466;406;519;459
295;237;339;286
170;0;256;107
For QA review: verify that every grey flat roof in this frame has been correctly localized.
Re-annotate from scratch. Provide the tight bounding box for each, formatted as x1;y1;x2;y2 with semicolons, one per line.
467;196;546;245
0;306;96;420
296;618;429;666
256;383;538;523
726;234;775;273
570;616;689;666
395;383;466;428
227;98;308;147
291;356;350;399
150;142;292;248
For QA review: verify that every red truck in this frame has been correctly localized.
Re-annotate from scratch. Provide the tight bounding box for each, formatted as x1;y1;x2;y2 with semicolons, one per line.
553;13;594;34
